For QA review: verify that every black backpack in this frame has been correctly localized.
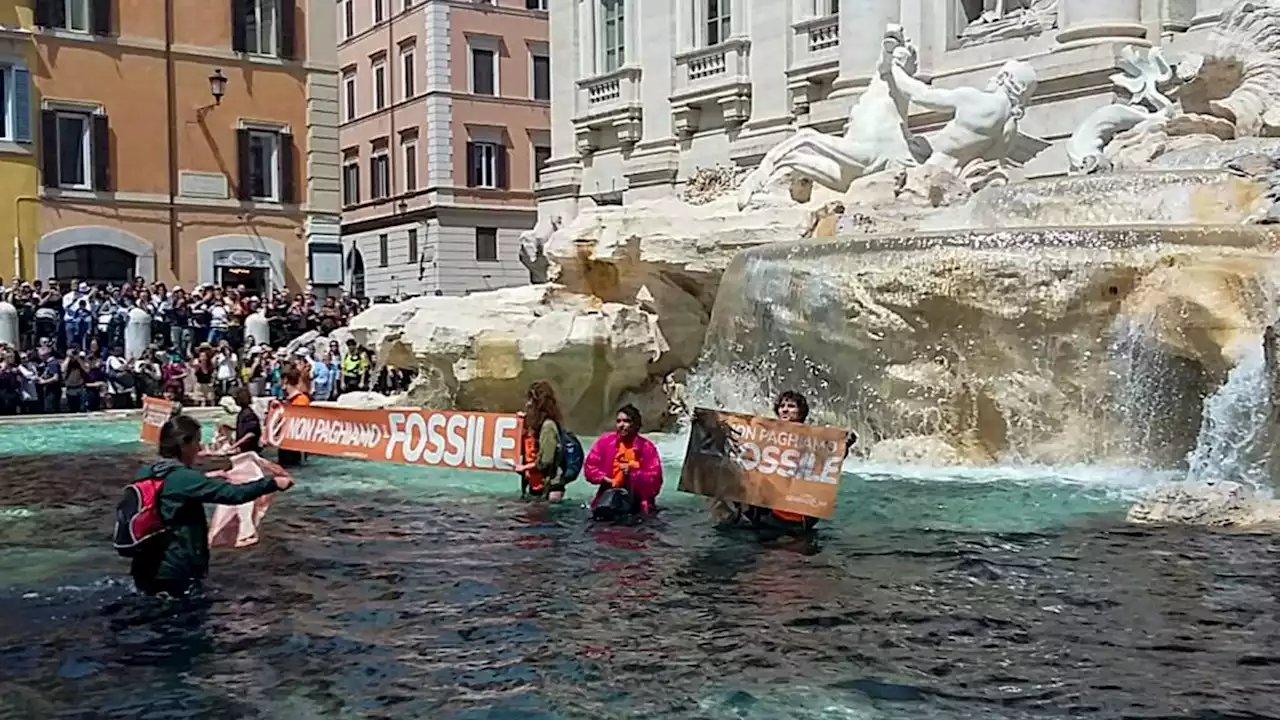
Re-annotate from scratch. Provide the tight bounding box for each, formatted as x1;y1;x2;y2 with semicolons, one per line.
592;487;636;522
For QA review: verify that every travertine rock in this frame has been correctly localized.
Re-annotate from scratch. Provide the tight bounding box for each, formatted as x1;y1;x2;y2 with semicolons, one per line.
343;284;667;431
546;195;823;376
1127;481;1280;528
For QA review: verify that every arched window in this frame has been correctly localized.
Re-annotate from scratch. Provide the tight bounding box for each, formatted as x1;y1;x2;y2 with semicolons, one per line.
53;245;135;285
348;245;366;298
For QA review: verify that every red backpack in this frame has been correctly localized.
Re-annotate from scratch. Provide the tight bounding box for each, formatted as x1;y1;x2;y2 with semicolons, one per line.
113;461;180;557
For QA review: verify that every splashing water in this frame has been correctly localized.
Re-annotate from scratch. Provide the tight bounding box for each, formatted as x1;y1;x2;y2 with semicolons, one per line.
1185;339;1276;487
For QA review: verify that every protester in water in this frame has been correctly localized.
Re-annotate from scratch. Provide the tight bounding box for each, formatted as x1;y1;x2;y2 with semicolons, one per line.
723;390;855;534
515;380;564;501
584;404;663;520
275;365;310;467
224;387;262;454
127;414;292;596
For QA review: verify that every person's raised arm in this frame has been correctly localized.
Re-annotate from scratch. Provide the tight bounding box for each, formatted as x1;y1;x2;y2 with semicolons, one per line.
166;465;289;506
890;63;968;112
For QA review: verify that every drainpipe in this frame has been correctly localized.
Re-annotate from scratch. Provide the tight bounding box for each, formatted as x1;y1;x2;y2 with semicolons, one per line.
164;0;179;278
387;10;397;218
13;195;38;280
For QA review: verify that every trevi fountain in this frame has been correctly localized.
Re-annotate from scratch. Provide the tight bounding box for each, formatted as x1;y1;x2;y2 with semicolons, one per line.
336;0;1280;530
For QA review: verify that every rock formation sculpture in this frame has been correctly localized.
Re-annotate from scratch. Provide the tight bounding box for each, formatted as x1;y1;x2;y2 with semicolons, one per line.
1224;150;1280;222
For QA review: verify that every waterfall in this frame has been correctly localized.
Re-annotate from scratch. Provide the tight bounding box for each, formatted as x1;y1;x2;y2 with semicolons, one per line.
1185;339;1276;487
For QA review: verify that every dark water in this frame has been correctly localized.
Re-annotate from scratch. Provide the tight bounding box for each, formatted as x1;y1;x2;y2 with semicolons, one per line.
2;450;1280;719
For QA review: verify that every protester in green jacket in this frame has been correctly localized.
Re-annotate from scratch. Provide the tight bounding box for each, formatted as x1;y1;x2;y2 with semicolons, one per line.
130;414;293;596
514;380;563;501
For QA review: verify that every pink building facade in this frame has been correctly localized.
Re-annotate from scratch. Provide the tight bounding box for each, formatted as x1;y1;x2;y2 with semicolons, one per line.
338;0;549;297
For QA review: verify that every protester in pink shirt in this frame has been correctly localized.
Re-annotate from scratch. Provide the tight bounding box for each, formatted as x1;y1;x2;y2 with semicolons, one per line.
583;404;663;520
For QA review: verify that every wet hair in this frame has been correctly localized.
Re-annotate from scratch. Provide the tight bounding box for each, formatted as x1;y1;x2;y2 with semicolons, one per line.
234;386;252;408
617;404;642;428
774;390;810;423
525;380;564;433
158;414;202;459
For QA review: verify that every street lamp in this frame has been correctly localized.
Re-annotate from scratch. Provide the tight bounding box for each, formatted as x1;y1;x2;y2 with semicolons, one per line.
208;69;228;105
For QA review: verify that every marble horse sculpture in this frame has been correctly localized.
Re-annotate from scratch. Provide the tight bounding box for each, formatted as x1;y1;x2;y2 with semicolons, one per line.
737;24;1047;209
736;24;925;210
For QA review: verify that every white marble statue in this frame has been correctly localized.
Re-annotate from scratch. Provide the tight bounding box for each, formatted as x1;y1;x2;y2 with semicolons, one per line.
736;25;924;210
1067;47;1201;174
887;41;1047;180
518;215;560;284
959;0;1057;47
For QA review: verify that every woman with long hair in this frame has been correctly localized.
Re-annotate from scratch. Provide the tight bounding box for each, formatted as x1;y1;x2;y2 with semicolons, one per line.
515;380;565;501
583;404;663;520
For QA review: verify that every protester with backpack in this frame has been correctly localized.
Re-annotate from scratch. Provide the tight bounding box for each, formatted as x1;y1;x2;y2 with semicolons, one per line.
114;413;293;597
583;404;663;521
514;381;577;502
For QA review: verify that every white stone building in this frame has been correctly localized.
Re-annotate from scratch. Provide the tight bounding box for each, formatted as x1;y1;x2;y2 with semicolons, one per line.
537;0;1234;220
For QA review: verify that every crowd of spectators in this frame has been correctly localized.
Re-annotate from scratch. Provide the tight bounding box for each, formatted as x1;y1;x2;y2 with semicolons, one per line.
0;277;413;416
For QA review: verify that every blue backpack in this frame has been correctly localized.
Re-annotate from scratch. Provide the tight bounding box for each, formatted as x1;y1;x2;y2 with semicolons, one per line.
559;430;584;482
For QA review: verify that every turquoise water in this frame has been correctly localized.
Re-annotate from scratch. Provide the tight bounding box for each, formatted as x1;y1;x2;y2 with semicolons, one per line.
0;418;1154;535
3;419;1270;719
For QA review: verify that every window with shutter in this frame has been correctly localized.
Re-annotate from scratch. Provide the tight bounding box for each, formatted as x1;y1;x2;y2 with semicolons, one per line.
279;133;295;202
342;157;360;206
37;0;92;32
91;114;110;191
40;109;57;186
91;0;112;36
466;141;500;189
470;47;495;96
475;227;498;262
531;54;550;101
495;144;508;189
236;127;252;199
465;142;477;187
233;0;284;56
43;109;94;190
12;67;30;143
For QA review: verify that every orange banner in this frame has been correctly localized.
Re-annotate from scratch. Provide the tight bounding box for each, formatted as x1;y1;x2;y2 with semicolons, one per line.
261;401;524;472
678;408;846;519
139;396;174;444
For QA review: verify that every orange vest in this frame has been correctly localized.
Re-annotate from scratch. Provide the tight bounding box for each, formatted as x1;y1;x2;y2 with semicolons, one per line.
611;440;637;488
522;431;545;492
771;509;807;523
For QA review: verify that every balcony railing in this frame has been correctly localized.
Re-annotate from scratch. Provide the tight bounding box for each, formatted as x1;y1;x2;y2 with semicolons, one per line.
575;66;642;119
791;14;839;69
573;66;643;153
786;14;840;115
673;38;750;99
